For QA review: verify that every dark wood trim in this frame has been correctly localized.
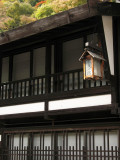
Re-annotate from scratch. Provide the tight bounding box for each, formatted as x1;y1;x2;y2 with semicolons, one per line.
112;17;120;106
97;2;120;16
0;58;2;84
45;44;51;94
0;4;99;46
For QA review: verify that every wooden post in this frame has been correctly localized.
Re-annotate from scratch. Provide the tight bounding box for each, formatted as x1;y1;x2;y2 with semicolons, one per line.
45;43;51;94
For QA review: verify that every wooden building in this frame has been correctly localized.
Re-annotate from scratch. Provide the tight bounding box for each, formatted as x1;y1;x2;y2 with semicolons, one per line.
0;0;120;159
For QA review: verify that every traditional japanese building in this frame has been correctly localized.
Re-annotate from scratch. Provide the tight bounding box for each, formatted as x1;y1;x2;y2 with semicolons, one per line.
0;0;120;159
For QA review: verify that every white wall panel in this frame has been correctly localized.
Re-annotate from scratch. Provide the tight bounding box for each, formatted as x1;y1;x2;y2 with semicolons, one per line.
49;94;111;110
0;102;44;115
102;16;114;75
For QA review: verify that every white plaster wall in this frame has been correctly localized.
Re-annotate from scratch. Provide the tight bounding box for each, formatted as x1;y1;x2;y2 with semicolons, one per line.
13;134;29;148
13;52;30;80
1;57;9;83
49;94;111;110
102;16;114;75
33;47;45;76
0;102;44;115
63;38;83;71
33;134;51;148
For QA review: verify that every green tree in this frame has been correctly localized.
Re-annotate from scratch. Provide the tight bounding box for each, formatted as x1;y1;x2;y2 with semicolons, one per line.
34;4;55;19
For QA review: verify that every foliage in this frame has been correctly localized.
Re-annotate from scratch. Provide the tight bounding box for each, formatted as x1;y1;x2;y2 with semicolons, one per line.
4;17;18;30
20;15;36;25
0;0;87;32
34;3;55;19
24;0;42;6
51;0;87;13
35;1;46;8
7;2;34;19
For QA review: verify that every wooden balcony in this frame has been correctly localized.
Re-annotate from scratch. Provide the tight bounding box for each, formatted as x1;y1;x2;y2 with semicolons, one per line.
0;69;110;106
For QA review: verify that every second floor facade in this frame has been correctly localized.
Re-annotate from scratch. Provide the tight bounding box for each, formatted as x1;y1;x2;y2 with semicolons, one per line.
0;1;119;121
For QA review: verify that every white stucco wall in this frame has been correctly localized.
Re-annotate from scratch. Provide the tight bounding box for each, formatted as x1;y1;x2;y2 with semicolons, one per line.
0;102;44;115
49;94;111;110
102;16;114;75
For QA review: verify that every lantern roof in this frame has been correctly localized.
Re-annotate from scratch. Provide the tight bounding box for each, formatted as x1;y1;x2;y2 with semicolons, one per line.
79;48;106;61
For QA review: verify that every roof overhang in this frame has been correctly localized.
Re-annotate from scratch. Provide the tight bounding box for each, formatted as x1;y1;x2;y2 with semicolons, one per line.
0;1;119;51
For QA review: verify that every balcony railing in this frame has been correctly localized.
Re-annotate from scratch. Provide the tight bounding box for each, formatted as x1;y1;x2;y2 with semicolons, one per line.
0;69;109;100
0;146;119;160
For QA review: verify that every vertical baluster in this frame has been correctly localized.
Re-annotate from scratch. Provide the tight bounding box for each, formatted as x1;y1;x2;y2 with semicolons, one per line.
24;81;26;97
0;84;1;99
96;146;98;160
103;131;106;160
107;130;109;160
37;78;39;95
8;83;10;99
5;84;7;99
63;131;65;160
32;79;35;96
1;85;3;99
76;131;78;160
62;73;65;92
72;72;75;90
88;80;91;88
17;146;18;160
78;71;80;90
93;131;95;160
60;146;62;160
58;74;60;92
94;81;96;88
111;146;113;160
73;146;74;160
100;80;102;87
79;131;81;160
40;132;42;160
89;131;91;160
16;82;18;98
67;73;69;91
24;146;26;160
20;82;22;97
83;80;86;89
100;146;102;160
41;78;43;94
34;146;36;160
48;146;50;160
115;146;117;160
69;146;71;160
37;146;39;160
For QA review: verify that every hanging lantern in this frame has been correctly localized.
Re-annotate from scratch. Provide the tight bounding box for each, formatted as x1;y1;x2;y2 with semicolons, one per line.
79;48;105;80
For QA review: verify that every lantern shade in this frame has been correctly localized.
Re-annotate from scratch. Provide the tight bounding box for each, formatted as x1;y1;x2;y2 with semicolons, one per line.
94;59;101;77
86;59;92;76
79;48;105;80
